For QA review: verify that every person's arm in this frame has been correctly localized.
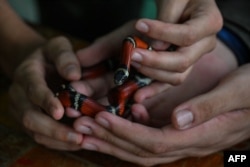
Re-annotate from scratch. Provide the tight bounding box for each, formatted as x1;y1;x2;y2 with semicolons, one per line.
0;0;45;78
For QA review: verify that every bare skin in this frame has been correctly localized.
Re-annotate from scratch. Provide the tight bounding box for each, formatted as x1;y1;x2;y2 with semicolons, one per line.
72;40;250;166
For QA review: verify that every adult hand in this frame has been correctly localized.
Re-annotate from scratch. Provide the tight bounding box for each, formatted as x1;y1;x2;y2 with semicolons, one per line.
172;64;250;129
9;36;83;150
72;39;246;166
76;108;250;166
132;0;223;101
73;64;250;166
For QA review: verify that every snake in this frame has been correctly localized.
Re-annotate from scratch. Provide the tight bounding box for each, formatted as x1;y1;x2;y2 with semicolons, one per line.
56;36;152;118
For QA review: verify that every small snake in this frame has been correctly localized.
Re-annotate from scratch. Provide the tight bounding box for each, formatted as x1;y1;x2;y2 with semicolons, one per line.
56;36;152;117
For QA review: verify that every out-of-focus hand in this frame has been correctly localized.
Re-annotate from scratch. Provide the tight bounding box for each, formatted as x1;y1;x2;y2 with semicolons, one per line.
9;36;83;150
132;0;223;101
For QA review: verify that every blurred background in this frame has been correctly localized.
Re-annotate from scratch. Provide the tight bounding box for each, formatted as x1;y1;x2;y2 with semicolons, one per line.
8;0;156;41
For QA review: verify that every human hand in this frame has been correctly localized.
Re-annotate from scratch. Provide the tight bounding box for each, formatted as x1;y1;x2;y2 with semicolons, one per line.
74;107;250;166
9;36;83;150
171;64;250;129
73;64;250;165
71;39;245;165
132;0;223;101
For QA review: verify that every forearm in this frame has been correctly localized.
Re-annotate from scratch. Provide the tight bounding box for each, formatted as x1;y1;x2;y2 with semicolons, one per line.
0;0;46;78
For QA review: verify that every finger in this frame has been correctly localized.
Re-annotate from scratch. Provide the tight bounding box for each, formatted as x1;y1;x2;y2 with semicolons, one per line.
9;84;83;144
135;16;220;47
130;103;150;124
134;82;172;102
17;65;64;119
139;0;188;50
65;108;82;118
74;116;170;166
17;107;83;145
94;112;186;153
133;61;193;85
182;0;223;35
74;116;152;156
95;111;233;153
44;36;81;80
33;133;81;151
81;135;183;166
132;35;215;73
70;71;113;98
77;113;216;165
27;109;83;144
172;65;250;130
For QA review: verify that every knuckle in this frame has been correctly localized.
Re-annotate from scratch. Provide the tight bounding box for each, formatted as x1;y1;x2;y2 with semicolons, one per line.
149;142;167;154
100;131;115;144
178;57;191;72
132;148;152;158
195;101;214;122
210;10;223;32
51;130;65;140
181;28;196;46
171;74;185;86
33;134;44;145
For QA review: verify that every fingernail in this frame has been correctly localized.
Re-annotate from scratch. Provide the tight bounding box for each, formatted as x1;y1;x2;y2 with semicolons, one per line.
175;110;194;129
67;132;81;144
96;117;110;128
77;126;92;135
132;52;142;62
151;40;168;50
82;143;97;151
64;64;78;76
136;21;149;32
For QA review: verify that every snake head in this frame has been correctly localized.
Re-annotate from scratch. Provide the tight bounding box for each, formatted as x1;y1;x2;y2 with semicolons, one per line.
114;68;129;85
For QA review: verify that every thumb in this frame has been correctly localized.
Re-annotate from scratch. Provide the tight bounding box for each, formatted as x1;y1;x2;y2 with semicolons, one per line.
172;65;250;130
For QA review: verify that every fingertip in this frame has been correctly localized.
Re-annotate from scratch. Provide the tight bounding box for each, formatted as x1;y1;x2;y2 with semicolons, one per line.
48;99;65;120
135;19;149;33
67;131;84;145
65;108;81;118
62;63;81;81
95;111;112;129
131;104;149;124
51;108;64;120
134;88;154;103
150;40;169;50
